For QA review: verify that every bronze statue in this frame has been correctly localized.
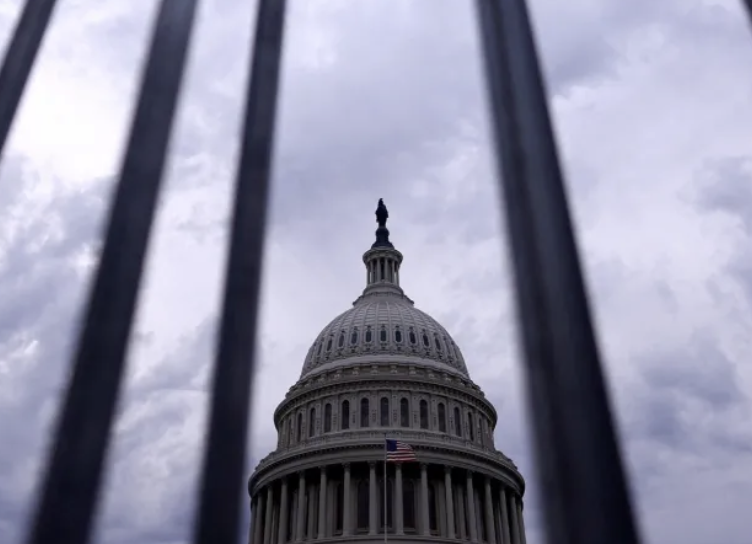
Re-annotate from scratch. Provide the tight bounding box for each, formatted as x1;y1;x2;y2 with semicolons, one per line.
376;198;388;228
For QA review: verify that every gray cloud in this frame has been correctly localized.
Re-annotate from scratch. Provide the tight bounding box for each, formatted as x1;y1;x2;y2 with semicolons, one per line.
1;1;752;544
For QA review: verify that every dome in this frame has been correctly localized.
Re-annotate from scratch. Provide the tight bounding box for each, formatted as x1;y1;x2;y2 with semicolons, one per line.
249;200;528;544
300;199;469;379
300;290;469;378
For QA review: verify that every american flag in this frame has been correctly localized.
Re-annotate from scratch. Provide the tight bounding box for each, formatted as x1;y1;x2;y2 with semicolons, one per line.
385;439;417;462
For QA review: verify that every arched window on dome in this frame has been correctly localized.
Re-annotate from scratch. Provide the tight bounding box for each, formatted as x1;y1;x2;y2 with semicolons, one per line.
422;331;430;348
409;328;417;345
394;327;403;343
400;398;410;427
357;480;369;530
297;412;303;442
360;398;370;428
443;336;451;358
468;412;475;441
338;332;345;348
324;403;332;433
309;407;316;437
434;334;443;352
380;325;387;342
308;408;316;438
454;407;462;437
341;400;350;430
365;327;373;343
317;341;323;355
438;402;447;433
350;328;358;345
403;480;416;529
326;336;333;352
419;400;429;429
380;397;390;426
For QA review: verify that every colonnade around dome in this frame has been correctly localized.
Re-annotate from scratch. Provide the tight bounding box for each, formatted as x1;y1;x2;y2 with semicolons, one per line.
250;461;526;544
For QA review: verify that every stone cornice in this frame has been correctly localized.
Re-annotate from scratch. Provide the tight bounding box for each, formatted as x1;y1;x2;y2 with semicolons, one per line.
248;440;525;498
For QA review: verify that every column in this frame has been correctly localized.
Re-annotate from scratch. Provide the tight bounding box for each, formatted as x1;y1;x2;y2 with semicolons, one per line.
253;494;265;544
264;486;274;544
444;467;455;538
499;487;512;544
295;472;306;542
318;468;328;538
250;496;259;544
369;462;377;535
518;500;527;544
457;486;467;540
271;501;279;544
395;463;404;534
466;471;478;542
307;483;316;539
278;480;289;544
420;463;430;535
484;479;497;544
508;495;520;544
343;464;352;536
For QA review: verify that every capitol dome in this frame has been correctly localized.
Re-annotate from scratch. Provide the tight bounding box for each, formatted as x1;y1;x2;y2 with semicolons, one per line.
301;272;469;379
248;199;527;544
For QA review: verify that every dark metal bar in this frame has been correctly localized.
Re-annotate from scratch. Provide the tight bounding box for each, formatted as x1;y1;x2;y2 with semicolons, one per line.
191;0;287;543
25;1;200;543
474;1;641;544
0;0;59;158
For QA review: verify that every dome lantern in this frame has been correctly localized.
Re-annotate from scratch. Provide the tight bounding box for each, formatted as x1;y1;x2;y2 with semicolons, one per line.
363;199;404;296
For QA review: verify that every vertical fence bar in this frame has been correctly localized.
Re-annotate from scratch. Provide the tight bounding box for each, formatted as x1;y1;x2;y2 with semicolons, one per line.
0;0;58;157
191;0;287;543
474;1;641;544
25;2;200;543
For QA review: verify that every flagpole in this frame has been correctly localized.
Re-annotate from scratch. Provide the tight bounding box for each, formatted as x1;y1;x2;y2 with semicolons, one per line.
384;435;388;544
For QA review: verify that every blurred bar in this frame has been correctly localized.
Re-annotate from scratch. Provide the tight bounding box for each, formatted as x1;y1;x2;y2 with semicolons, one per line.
25;1;200;543
474;1;642;543
0;0;59;156
191;1;288;544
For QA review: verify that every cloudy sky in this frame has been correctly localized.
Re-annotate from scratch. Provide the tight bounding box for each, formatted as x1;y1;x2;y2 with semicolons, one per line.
1;0;752;543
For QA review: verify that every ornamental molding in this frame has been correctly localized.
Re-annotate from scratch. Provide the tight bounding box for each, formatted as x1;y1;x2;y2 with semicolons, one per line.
248;440;525;498
273;361;498;426
275;380;497;432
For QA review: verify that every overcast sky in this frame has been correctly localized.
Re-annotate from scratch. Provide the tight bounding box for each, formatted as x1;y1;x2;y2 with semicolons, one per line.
1;0;752;543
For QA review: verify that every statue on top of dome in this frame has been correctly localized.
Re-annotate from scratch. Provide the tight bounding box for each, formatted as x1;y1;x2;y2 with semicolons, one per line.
376;198;389;227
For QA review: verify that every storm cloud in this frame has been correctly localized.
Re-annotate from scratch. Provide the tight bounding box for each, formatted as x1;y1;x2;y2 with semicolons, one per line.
1;1;752;544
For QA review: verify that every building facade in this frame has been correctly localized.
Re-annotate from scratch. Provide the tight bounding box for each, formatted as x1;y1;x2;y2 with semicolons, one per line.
248;201;527;544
